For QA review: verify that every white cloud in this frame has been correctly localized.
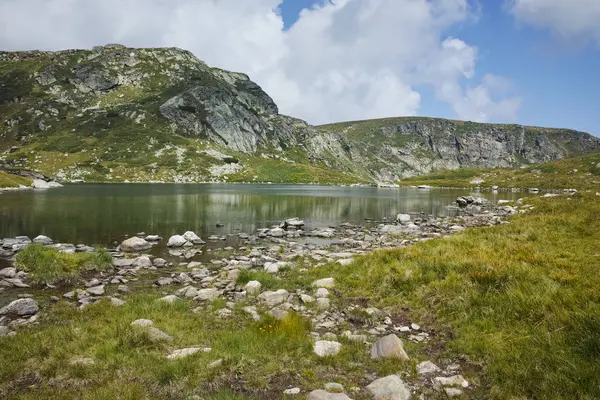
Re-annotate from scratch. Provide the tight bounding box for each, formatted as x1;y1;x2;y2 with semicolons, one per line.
0;0;520;124
510;0;600;44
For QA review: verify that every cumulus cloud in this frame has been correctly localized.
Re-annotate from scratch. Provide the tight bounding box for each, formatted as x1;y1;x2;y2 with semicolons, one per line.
509;0;600;44
0;0;520;124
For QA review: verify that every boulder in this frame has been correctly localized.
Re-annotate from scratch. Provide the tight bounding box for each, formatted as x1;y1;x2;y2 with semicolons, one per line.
120;237;152;252
366;375;411;400
86;285;105;296
167;235;187;247
183;231;205;244
195;288;221;302
396;214;411;225
313;340;342;357
268;227;285;237
0;298;39;316
307;390;352;400
244;280;262;295
371;334;409;361
258;289;289;307
33;235;53;245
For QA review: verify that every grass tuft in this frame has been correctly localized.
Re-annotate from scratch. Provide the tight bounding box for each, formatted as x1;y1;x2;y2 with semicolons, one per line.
15;244;113;284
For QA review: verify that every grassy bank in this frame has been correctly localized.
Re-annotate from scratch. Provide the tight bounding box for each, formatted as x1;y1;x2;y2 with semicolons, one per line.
1;195;598;399
302;194;600;398
398;152;600;190
0;171;31;188
15;245;113;284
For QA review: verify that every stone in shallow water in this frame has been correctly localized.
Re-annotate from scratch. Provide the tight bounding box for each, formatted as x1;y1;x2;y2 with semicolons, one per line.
167;235;187;248
120;237;151;252
33;235;53;245
365;375;411;400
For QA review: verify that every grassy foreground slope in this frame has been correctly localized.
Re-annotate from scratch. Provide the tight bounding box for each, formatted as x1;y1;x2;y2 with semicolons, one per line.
398;152;600;190
1;195;598;399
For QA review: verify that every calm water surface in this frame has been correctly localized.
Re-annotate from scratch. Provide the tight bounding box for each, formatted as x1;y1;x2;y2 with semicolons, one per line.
0;184;520;246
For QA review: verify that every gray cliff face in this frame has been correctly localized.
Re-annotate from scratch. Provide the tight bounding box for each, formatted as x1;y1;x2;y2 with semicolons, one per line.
1;44;599;183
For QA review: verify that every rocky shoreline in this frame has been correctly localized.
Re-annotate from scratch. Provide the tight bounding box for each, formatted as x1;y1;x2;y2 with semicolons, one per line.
0;196;530;398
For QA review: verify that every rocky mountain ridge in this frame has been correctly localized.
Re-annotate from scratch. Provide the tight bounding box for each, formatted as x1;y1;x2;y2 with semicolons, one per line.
1;44;599;184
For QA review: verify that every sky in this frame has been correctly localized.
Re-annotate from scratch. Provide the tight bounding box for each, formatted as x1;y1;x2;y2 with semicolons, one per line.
0;0;599;136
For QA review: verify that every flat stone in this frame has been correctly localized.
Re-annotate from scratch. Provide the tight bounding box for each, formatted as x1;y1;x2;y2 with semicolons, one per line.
371;334;409;361
258;289;289;307
313;340;342;357
366;375;411;400
87;285;105;296
0;298;38;316
283;387;301;395
417;361;440;375
166;347;211;359
85;278;101;288
120;237;152;252
109;297;125;306
195;288;220;302
433;375;469;390
444;388;463;397
312;278;335;289
156;277;174;286
307;389;352;400
0;268;16;278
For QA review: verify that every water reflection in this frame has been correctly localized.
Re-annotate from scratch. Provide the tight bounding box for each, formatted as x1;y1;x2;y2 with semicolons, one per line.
0;184;519;246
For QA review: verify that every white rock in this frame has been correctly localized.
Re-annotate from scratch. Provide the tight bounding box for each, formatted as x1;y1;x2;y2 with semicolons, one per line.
268;227;285;237
283;387;301;395
433;375;469;390
396;214;411;225
167;235;187;247
307;390;352;400
120;237;152;252
87;285;105;296
315;288;330;298
195;288;221;302
166;347;211;360
244;281;262;295
312;278;335;289
131;319;153;327
300;294;315;303
444;388;463;397
417;361;440;375
316;298;330;311
313;340;342;357
337;258;354;266
366;375;411;400
183;231;205;244
258;289;289;307
33;235;53;244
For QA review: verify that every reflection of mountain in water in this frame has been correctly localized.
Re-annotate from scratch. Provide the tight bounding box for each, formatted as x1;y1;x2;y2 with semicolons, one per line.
0;185;519;246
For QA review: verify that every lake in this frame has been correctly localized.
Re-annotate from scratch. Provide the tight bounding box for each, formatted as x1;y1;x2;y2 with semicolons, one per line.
0;184;520;248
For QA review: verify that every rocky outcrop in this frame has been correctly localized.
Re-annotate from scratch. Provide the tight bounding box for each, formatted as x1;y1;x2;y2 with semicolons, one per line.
1;44;599;184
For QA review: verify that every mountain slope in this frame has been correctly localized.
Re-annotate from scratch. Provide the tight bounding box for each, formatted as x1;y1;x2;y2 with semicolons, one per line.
1;44;599;184
319;117;600;181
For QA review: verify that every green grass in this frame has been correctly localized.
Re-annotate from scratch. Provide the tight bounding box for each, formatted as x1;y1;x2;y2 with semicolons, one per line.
0;171;31;188
14;245;113;284
236;270;280;290
294;194;600;399
399;152;600;190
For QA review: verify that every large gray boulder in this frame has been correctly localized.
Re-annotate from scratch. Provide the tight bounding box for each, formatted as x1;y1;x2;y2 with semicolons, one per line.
0;298;39;316
371;334;409;361
120;237;152;252
167;235;187;247
366;375;411;400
